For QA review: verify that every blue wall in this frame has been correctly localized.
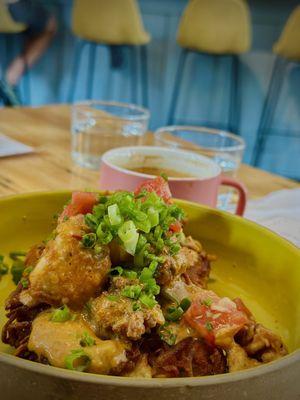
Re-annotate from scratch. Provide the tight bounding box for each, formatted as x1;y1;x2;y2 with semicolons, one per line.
1;0;300;179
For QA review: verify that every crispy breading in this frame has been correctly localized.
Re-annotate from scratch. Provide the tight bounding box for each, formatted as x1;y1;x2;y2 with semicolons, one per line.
89;277;165;340
19;215;111;309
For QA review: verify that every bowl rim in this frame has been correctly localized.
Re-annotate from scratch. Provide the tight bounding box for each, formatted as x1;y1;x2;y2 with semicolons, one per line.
0;190;299;386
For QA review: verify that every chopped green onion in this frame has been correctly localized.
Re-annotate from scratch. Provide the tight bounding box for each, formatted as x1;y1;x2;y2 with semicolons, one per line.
135;235;147;253
96;222;113;244
158;325;176;346
145;253;165;263
81;233;97;248
23;266;33;276
205;321;213;331
170;243;181;255
109;266;123;276
166;306;184;322
153;225;163;240
94;244;102;254
180;298;191;312
160;172;168;181
107;295;119;302
203;298;213;307
108;204;122;226
139;294;157;308
0;255;8;276
118;221;139;255
139;267;153;283
11;259;25;285
121;285;142;299
84;213;98;230
147;207;159;227
20;277;29;288
149;260;158;273
65;349;91;372
135;218;151;234
80;332;96;347
9;251;26;260
50;305;72;322
123;270;137;279
132;302;141;311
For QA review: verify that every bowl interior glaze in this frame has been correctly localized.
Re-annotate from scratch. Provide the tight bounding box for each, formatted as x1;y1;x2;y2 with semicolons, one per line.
0;191;299;364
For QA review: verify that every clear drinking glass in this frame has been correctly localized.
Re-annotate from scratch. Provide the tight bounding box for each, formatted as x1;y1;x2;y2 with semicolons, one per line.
154;126;245;210
71;101;150;169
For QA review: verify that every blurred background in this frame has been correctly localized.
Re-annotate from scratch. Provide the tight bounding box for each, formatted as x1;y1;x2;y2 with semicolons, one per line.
0;0;299;179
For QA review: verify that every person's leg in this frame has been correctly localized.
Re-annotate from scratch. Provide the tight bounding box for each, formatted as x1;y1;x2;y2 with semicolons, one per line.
6;0;57;86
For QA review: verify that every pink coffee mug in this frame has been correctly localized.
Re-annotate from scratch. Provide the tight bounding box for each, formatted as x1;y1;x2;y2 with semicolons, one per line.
99;146;247;215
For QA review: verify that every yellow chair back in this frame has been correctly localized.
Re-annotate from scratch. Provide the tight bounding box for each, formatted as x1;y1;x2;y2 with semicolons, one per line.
0;1;26;33
273;6;300;62
72;0;150;45
177;0;251;55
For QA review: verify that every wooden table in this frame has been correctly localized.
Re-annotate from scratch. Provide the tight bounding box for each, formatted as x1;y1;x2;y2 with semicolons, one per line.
0;105;299;198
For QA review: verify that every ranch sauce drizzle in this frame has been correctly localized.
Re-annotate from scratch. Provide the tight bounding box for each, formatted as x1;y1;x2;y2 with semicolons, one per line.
28;311;127;374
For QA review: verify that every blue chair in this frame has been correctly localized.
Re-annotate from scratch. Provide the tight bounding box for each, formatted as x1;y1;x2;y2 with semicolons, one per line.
68;0;150;107
167;0;252;134
252;6;300;167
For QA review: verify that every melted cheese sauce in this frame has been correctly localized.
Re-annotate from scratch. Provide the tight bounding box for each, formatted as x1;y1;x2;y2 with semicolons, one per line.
28;312;127;374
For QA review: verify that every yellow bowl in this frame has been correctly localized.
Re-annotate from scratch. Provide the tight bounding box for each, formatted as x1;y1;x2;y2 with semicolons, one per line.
0;191;299;400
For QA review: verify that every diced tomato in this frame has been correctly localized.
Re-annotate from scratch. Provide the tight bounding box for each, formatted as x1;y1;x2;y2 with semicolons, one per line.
135;176;172;203
184;290;250;346
169;220;182;233
59;191;98;222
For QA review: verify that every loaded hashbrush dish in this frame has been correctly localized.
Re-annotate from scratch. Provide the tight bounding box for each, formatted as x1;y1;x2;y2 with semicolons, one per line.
2;177;287;377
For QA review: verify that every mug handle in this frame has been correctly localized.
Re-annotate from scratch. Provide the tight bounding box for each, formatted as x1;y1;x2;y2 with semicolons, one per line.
219;176;247;216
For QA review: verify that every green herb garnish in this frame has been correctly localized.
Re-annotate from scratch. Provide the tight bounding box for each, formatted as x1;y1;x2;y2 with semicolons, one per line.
203;298;213;307
20;277;29;288
158;324;176;346
9;251;26;260
0;255;8;276
50;305;73;322
121;285;142;299
81;233;97;248
83;189;185;261
165;306;184;322
179;298;191;312
65;349;91;371
11;259;25;285
205;321;213;331
109;266;123;276
80;332;96;347
139;294;157;308
107;295;119;302
132;302;141;311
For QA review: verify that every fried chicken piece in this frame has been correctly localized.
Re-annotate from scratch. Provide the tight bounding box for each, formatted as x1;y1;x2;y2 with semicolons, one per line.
157;236;211;288
235;323;288;363
19;215;111;310
226;342;260;372
24;243;45;268
149;337;227;377
89;277;165;341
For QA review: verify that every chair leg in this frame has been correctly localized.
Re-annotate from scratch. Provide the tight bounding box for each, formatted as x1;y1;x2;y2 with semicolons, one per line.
228;55;240;134
140;45;148;108
22;66;31;105
130;46;138;104
86;42;96;99
167;49;188;125
251;56;287;167
67;39;84;103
